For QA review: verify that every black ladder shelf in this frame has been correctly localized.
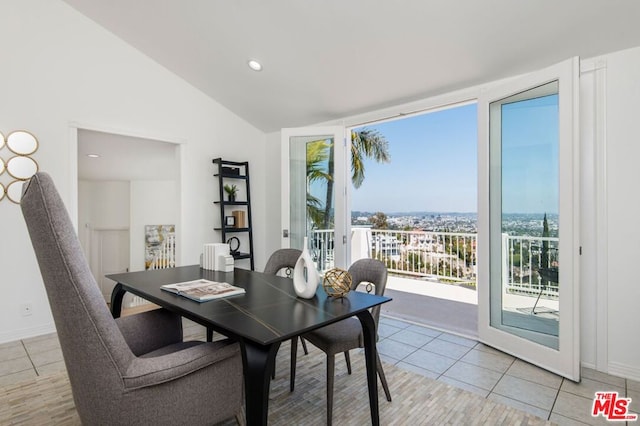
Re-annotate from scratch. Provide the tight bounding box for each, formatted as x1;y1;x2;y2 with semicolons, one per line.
212;158;255;270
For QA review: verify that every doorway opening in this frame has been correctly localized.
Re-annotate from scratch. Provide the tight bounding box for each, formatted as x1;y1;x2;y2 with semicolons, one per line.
76;128;181;307
348;102;479;337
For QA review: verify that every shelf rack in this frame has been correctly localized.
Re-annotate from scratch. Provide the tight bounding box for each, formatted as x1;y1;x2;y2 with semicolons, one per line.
212;158;254;270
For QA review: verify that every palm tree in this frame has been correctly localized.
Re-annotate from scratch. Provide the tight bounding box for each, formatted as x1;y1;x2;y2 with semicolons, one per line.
321;128;390;228
350;128;390;188
306;139;331;228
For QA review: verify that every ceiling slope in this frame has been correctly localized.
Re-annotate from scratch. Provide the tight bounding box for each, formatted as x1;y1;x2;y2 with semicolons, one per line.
63;0;640;131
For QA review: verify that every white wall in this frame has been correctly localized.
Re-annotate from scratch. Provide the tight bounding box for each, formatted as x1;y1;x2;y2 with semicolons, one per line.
264;131;283;268
80;182;131;228
0;0;266;343
599;46;640;380
78;181;130;251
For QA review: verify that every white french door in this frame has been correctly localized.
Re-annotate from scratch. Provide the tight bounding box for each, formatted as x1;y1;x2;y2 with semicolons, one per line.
478;58;581;381
281;127;348;271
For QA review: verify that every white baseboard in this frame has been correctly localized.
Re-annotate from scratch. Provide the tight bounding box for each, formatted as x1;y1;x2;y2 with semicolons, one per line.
0;322;57;345
608;361;640;382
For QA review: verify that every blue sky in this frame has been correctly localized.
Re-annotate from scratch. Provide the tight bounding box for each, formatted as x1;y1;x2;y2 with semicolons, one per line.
351;95;559;215
501;94;559;214
352;103;478;213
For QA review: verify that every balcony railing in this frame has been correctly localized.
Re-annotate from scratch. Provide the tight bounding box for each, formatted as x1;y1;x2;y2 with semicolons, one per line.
309;229;335;271
368;229;476;285
309;228;559;298
503;234;559;298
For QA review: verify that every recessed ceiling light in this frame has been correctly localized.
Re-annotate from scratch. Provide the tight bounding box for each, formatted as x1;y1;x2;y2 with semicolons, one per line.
87;154;100;158
248;59;263;71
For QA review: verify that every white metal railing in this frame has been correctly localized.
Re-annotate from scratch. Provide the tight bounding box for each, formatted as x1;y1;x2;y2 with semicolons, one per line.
369;229;477;285
503;234;559;298
309;229;335;272
309;228;559;298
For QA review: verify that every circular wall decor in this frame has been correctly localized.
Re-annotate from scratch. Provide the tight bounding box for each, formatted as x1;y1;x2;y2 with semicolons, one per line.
0;129;39;204
6;156;39;180
6;130;38;155
6;180;24;204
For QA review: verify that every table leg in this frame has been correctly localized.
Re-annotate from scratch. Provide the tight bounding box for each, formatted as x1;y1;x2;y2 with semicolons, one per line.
240;339;281;426
110;283;126;319
356;310;380;426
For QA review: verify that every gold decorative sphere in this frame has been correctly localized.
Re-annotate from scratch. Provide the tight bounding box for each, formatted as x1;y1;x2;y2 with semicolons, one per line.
322;268;352;298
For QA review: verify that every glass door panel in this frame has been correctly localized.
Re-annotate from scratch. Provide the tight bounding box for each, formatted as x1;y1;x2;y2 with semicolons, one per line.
282;127;346;272
489;82;560;349
478;58;580;381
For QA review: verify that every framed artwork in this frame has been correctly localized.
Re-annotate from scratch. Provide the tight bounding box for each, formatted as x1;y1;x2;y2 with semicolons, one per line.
225;216;236;227
145;224;176;270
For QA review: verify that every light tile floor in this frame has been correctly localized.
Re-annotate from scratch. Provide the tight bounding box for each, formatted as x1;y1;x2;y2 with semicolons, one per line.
1;316;638;426
376;316;639;426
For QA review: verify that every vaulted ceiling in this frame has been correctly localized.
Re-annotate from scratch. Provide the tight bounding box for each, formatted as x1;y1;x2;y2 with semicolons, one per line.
64;0;640;132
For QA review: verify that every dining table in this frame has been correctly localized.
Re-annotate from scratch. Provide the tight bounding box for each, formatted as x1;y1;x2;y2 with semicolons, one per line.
108;265;391;426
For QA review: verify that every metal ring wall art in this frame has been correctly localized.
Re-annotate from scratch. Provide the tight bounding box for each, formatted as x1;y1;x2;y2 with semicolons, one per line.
0;130;39;203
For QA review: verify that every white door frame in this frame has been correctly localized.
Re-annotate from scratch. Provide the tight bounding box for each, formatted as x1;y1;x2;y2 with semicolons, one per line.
281;126;348;268
477;57;581;381
69;122;186;266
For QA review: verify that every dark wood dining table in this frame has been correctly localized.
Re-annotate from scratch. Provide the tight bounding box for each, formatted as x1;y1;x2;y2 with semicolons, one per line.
108;265;391;426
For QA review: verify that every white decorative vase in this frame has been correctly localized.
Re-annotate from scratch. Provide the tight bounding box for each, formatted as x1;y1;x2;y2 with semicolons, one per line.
293;237;320;299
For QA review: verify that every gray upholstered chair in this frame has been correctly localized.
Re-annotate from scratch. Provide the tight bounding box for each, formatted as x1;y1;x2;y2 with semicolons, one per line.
292;258;392;425
20;172;243;426
264;248;309;380
263;248;302;276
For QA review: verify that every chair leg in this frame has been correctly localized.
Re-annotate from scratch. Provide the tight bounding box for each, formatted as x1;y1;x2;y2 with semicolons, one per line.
343;351;352;375
290;336;298;392
301;336;309;355
376;352;392;402
206;327;213;342
326;354;335;426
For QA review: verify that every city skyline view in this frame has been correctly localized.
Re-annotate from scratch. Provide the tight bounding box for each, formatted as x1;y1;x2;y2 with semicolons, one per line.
351;210;558;237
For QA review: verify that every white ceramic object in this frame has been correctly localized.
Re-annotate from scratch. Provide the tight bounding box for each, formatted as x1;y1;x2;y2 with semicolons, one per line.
293;237;320;299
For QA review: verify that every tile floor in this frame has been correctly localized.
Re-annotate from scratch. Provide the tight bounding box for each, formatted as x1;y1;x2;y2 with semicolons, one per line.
376;316;639;426
1;316;638;426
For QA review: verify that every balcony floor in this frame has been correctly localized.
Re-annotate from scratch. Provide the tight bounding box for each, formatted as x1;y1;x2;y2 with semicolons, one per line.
382;275;478;338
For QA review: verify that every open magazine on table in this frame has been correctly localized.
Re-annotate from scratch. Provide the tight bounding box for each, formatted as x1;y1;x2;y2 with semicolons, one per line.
160;279;245;302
